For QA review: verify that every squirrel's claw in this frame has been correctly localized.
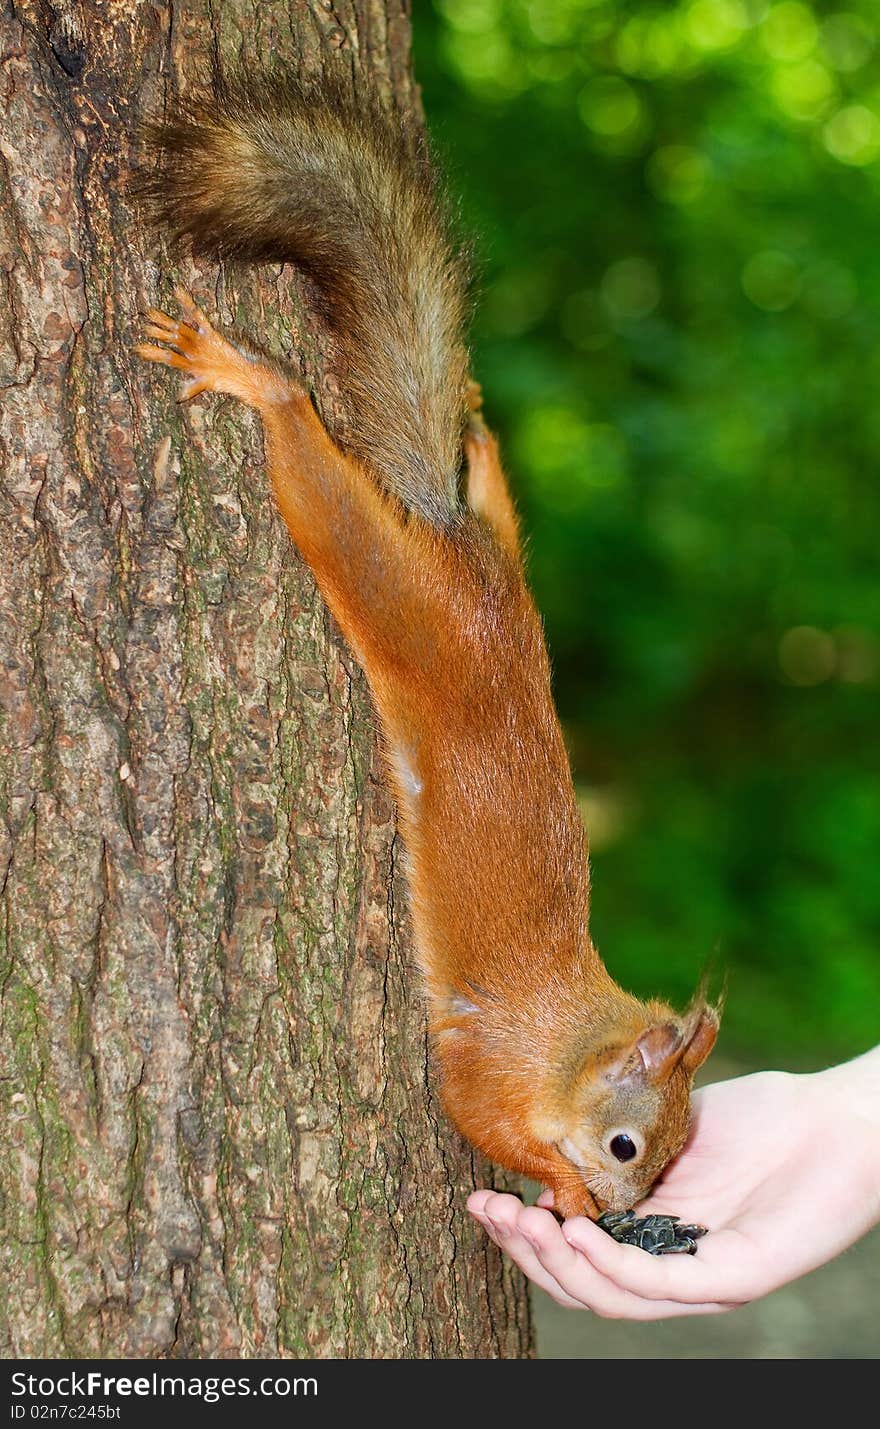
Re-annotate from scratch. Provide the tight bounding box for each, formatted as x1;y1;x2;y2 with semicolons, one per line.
177;376;212;402
134;341;189;370
142;323;184;349
173;286;211;334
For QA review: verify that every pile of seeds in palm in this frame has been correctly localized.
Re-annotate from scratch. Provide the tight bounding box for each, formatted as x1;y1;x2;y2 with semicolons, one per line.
596;1209;708;1256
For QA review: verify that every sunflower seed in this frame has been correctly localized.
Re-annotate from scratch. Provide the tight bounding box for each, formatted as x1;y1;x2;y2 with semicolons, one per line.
596;1209;708;1256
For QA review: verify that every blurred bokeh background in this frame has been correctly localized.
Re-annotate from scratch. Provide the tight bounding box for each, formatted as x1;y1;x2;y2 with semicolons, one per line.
414;0;880;1067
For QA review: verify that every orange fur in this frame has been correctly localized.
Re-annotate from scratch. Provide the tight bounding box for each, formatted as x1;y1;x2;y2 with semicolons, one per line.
137;289;719;1218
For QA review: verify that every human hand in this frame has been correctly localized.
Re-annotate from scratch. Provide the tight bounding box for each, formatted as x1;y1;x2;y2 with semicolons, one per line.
467;1053;880;1319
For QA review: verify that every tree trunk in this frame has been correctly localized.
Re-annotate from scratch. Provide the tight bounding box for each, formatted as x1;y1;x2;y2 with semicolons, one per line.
0;0;533;1359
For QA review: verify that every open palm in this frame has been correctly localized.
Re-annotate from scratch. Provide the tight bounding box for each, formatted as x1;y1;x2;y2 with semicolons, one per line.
468;1061;880;1319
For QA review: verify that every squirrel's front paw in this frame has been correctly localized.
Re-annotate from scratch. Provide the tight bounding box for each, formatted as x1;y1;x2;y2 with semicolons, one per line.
550;1182;601;1222
135;288;287;407
136;287;227;399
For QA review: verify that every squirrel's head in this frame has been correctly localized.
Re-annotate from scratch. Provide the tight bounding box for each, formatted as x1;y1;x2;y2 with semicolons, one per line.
556;996;719;1214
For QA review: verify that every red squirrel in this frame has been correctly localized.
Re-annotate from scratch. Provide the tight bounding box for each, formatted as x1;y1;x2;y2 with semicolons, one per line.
136;72;719;1220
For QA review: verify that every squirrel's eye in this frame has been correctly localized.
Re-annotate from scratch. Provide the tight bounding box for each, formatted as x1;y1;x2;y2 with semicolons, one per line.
610;1133;637;1163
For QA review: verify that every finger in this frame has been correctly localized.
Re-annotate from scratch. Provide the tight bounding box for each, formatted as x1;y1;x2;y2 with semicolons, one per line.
470;1197;730;1319
470;1194;583;1309
519;1205;598;1282
535;1188;555;1210
466;1192;506;1253
562;1218;755;1305
517;1207;733;1320
478;1197;728;1318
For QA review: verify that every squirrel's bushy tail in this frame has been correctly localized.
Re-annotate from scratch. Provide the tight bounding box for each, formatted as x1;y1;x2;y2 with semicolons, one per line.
144;72;471;524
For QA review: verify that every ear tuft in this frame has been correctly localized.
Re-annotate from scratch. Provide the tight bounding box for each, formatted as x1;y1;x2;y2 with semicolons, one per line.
680;1001;720;1076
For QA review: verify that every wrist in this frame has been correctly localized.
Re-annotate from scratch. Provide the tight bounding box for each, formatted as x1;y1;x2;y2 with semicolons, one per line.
809;1047;880;1215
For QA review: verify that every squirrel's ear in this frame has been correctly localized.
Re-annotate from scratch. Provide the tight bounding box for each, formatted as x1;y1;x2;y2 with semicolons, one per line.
680;1003;719;1076
604;1022;683;1088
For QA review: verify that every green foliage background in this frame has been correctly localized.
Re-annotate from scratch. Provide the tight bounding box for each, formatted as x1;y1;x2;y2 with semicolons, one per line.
415;0;880;1060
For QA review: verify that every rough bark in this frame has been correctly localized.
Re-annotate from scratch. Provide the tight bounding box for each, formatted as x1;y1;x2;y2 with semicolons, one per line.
0;0;534;1358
